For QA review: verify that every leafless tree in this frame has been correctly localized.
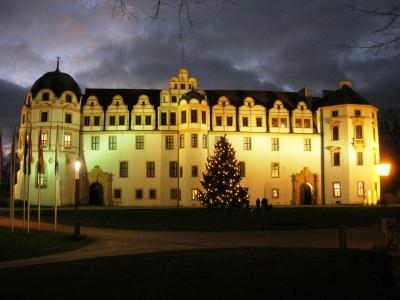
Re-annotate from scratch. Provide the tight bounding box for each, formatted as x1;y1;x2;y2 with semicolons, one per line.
338;2;400;58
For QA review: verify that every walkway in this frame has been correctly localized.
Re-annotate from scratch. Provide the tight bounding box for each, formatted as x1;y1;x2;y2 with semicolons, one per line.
0;217;375;269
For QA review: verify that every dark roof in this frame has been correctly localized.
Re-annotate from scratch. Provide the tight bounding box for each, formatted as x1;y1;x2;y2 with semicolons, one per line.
314;85;371;108
30;67;82;98
83;88;308;111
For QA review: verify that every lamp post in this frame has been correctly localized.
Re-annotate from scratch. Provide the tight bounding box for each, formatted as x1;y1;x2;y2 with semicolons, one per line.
74;158;81;239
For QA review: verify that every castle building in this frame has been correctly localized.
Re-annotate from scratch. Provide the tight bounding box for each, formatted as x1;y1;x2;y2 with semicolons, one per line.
15;66;381;207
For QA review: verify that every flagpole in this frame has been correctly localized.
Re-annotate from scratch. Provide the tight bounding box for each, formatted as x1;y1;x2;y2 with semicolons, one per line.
54;125;59;232
10;128;16;232
37;127;44;231
27;124;32;234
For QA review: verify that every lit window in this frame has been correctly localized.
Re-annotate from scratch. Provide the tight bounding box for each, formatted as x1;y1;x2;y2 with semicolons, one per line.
333;182;341;197
135;115;141;125
243;137;251;150
114;189;121;199
119;161;128;177
357;181;365;197
280;118;287;128
202;134;207;149
271;162;279;178
191;109;197;123
191;189;199;201
41;112;48;122
271;138;279;151
109;136;117;150
136;136;144;149
333;152;340;166
147;161;155;177
65;113;72;124
239;161;245;177
64;133;71;149
145;115;151;125
181;111;187;123
149;189;157;199
170;161;178;177
136;189;143;200
227;116;233;126
242;117;249;127
272;188;279;198
94;116;100;126
332;126;339;140
356;152;363;166
271;118;278;127
304;138;311;151
165;136;174;150
119;116;125;125
84;116;90;126
191;134;198;148
109;115;115;126
91;136;100;150
170;112;176;126
256;117;262;127
295;118;302;128
179;134;185;148
161;112;167;125
216;116;222;126
191;166;198;177
41;132;48;148
304;119;311;128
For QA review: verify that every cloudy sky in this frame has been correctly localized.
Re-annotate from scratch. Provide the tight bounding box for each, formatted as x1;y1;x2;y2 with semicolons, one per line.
0;0;399;144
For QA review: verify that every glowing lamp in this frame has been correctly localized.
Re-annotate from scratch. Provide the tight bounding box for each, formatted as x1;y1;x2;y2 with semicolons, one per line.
74;159;81;179
375;163;391;176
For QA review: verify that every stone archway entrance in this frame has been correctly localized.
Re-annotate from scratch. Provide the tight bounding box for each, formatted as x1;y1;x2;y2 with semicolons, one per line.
89;182;104;205
291;167;319;205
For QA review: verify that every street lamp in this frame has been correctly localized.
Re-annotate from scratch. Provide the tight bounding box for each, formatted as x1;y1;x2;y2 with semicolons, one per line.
74;158;81;239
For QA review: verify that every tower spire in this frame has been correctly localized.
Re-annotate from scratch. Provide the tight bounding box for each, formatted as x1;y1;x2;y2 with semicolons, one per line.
56;57;60;71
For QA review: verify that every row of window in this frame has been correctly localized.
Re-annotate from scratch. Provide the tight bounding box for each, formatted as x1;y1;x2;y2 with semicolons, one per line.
331;151;365;166
35;112;73;124
113;188;182;200
330;109;374;118
333;181;365;197
39;92;73;103
332;125;364;141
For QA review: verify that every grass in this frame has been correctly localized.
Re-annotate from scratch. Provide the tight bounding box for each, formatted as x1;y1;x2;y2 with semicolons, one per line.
3;206;399;231
0;247;398;299
0;226;90;262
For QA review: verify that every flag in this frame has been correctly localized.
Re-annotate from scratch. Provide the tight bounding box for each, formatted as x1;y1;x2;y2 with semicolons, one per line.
38;128;44;174
55;126;59;179
28;125;32;175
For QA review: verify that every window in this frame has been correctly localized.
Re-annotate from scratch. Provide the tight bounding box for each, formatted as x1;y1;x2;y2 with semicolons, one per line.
357;181;365;197
179;166;183;177
120;161;128;177
170;189;179;200
216;116;222;126
332;126;339;140
136;189;143;200
84;116;90;126
242;117;249;127
271;138;279;151
331;110;338;117
227;116;233;126
304;138;311;151
191;189;199;201
149;189;157;199
165;135;174;150
22;114;25;124
272;188;279;198
355;110;361;117
373;128;376;141
244;137;251;150
179;134;185;148
280;118;287;128
114;189;121;199
191;109;197;123
239;161;245;177
109;115;115;125
64;133;71;149
66;94;72;103
65;113;72;124
94;116;100;126
304;119;311;128
91;136;100;150
41;112;48;122
271;118;278;127
271;162;279;178
170;161;178;177
191;134;198;148
202;111;206;124
147;161;155;177
161;112;167;125
119;115;125;125
109;136;117;150
181;111;187;123
256;117;262;127
181;84;185;89
333;182;341;197
42;92;49;101
145;115;151;125
333;152;340;166
136;136;144;149
356;152;363;166
135;115;141;125
172;96;177;102
41;132;48;148
202;134;207;149
295;118;302;128
191;166;198;177
170;112;176;125
355;125;363;139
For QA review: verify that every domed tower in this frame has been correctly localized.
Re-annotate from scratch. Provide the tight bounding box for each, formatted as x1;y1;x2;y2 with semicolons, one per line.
16;61;82;206
316;81;380;205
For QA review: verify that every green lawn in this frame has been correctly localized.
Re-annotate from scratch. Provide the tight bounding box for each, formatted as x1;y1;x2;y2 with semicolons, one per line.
0;248;398;299
4;206;400;231
0;226;90;261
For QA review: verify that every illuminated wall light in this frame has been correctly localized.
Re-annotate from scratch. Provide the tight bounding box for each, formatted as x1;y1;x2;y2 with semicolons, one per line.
375;163;391;176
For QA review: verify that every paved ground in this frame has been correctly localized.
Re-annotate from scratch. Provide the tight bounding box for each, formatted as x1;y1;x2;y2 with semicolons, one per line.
0;216;376;269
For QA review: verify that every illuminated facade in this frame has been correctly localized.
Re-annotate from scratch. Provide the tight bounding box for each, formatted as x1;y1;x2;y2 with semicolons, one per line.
15;67;381;207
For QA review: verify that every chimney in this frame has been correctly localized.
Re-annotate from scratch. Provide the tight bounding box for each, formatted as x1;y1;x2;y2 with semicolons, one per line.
339;80;352;89
304;85;312;97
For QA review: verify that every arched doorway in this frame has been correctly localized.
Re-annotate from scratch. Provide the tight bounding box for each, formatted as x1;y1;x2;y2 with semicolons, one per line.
300;183;313;205
89;183;104;205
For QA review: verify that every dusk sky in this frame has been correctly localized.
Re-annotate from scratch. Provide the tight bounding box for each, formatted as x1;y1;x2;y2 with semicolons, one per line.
0;0;399;144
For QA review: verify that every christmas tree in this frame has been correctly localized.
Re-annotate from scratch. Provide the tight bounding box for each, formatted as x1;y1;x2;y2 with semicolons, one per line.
198;135;249;208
